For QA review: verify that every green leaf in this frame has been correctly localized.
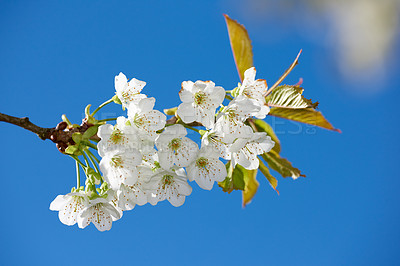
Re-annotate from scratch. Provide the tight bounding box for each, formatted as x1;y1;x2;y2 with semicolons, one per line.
224;14;253;82
258;158;279;195
64;145;81;155
219;161;246;193
72;132;83;144
82;125;98;139
266;85;318;109
252;119;281;153
242;168;259;207
262;150;305;180
269;107;341;132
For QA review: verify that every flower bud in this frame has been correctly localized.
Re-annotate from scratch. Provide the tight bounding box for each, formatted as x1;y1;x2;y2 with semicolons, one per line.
56;121;68;131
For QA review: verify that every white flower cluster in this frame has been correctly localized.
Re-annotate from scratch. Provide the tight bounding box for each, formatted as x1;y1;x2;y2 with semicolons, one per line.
50;67;275;231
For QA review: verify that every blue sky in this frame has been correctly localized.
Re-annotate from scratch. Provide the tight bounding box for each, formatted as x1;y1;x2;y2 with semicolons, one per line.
0;0;399;265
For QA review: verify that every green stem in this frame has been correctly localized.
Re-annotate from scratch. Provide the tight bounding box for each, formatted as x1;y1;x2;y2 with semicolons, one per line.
82;140;98;150
85;150;100;173
178;120;200;133
92;98;114;116
70;155;89;179
87;149;100;163
76;160;80;188
225;94;233;101
81;151;90;168
98;117;117;122
70;155;86;168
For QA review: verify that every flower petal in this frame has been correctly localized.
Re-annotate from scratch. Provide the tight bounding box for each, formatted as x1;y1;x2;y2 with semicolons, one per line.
175;137;199;167
49;195;67;211
158;150;174;170
179;81;195;102
177;103;197;124
242;67;256;87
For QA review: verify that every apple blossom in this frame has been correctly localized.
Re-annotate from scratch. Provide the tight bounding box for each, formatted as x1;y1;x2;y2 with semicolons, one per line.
97;116;141;157
99;148;142;190
230;132;275;170
177;80;225;129
127;97;166;140
214;96;260;136
187;147;227;190
50;191;88;226
77;197;121;232
155;124;199;170
238;67;270;119
144;167;192;207
118;182;148;210
115;72;147;109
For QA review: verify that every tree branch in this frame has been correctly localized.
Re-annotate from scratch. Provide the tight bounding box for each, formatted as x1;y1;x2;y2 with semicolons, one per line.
0;112;100;153
0;112;55;140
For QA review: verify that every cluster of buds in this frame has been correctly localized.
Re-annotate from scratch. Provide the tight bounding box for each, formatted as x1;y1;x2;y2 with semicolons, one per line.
50;68;275;231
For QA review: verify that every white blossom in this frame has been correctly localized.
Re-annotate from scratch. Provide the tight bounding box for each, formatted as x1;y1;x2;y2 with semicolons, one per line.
214;96;260;136
117;181;148;210
99;148;142;190
177;80;225;129
155;124;199;169
97;117;141;157
139;147;159;168
115;72;147;109
202;123;253;160
53;68;281;231
106;190;124;220
238;67;270;119
230;132;275;170
144;168;192;207
77;197;121;232
201;130;231;160
50;191;88;226
127;97;166;141
187;147;227;190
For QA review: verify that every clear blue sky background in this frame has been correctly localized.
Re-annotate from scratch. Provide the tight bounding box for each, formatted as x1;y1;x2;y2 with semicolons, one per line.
1;1;399;265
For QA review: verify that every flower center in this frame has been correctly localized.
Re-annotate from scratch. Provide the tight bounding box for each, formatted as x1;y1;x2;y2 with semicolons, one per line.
152;161;161;172
225;109;239;126
121;89;138;102
162;174;174;189
110;156;124;168
133;113;145;127
227;109;237;120
168;138;182;151
72;196;84;212
110;128;124;144
196;157;208;169
209;132;225;145
243;88;253;98
245;145;252;153
194;91;206;106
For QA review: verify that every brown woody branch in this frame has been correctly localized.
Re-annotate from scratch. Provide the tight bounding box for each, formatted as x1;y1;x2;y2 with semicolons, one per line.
0;112;99;153
0;112;55;140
